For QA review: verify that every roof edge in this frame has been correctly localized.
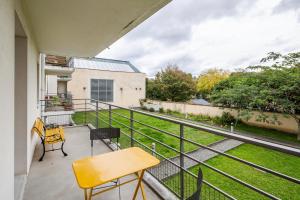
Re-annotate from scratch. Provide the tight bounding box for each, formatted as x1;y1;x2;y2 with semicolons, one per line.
71;57;141;73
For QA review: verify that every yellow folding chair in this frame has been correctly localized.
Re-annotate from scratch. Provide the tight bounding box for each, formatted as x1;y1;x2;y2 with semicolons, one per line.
31;117;68;161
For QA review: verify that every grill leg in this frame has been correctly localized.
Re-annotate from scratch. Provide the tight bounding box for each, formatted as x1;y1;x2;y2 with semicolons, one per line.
39;140;46;162
61;140;68;156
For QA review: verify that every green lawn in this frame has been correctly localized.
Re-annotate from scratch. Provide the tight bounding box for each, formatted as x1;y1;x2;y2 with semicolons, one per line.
72;110;300;199
72;109;223;158
165;144;300;200
160;110;300;145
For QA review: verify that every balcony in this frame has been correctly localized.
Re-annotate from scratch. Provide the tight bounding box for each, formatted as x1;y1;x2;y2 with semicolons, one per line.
44;65;75;76
23;126;161;200
58;75;72;82
36;99;300;200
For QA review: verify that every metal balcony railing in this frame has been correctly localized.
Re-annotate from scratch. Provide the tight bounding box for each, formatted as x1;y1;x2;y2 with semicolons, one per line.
40;99;300;200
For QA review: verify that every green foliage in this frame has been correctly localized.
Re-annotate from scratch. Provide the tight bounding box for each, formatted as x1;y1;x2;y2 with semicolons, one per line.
141;106;148;111
146;65;197;102
149;107;155;112
219;112;236;125
159;107;164;113
196;68;229;98
210;52;300;135
51;96;61;106
166;109;172;114
139;99;147;107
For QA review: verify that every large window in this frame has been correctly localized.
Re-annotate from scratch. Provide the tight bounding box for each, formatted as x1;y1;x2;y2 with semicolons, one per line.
91;79;113;102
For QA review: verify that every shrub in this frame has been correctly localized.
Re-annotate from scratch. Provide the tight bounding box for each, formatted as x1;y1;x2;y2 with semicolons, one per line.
149;107;155;112
212;116;222;125
220;112;236;125
191;114;211;122
139;99;147;106
159;107;164;113
212;112;235;126
141;106;148;111
166;109;172;114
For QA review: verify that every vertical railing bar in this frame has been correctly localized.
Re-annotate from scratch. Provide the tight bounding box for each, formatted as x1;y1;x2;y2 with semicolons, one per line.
109;105;112;128
84;99;87;125
180;124;184;200
130;109;134;147
96;101;99;128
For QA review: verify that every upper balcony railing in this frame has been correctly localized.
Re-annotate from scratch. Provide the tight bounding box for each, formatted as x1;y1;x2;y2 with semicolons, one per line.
40;99;300;200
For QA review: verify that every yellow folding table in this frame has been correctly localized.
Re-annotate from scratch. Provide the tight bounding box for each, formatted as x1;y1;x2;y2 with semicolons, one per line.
72;147;160;200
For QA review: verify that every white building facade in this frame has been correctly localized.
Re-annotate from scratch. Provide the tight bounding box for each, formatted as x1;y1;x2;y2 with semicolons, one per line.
68;58;146;108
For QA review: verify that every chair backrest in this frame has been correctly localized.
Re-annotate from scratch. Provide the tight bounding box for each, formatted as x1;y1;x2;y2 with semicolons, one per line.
186;167;203;200
90;128;120;140
90;128;121;155
31;117;45;138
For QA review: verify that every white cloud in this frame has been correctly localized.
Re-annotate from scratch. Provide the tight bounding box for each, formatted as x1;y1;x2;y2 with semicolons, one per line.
98;0;300;76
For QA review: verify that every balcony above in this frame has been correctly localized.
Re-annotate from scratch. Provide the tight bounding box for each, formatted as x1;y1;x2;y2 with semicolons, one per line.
45;65;75;75
58;75;72;82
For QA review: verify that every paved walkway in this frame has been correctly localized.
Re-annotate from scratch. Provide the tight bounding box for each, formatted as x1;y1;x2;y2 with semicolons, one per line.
152;139;244;180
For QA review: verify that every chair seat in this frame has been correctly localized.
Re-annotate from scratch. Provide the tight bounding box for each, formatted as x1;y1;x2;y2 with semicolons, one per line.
45;127;65;144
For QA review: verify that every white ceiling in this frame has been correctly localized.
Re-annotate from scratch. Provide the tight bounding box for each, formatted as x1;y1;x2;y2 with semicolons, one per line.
22;0;170;57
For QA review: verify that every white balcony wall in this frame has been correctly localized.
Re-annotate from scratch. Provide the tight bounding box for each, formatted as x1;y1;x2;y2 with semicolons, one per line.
0;0;15;199
0;0;40;199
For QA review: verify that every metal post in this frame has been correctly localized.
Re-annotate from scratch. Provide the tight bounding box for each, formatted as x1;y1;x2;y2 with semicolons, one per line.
231;122;234;133
84;99;87;125
109;105;112;128
130;110;134;147
151;143;156;156
96;101;99;128
180;124;184;200
109;105;112;143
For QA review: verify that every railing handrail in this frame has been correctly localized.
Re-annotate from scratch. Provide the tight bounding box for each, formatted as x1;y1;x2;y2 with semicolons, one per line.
89;99;300;157
40;98;300;200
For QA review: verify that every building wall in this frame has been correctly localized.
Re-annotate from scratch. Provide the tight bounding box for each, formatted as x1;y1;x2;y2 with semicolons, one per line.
15;0;40;175
0;0;15;198
149;100;299;135
46;75;58;95
15;36;28;176
68;68;146;108
0;0;39;199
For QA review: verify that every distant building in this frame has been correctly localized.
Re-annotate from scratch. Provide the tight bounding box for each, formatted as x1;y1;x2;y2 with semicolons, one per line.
68;57;146;108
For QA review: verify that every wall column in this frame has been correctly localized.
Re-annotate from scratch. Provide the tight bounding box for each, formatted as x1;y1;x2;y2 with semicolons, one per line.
0;0;15;199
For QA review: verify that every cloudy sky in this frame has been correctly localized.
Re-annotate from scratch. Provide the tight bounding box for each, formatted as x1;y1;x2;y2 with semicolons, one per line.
98;0;300;76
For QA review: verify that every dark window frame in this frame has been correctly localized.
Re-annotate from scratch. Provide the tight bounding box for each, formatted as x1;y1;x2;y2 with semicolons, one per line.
90;79;114;102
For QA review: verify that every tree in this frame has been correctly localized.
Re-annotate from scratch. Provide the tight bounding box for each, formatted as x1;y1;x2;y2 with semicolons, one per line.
146;78;165;100
146;65;197;102
196;68;229;98
210;52;300;139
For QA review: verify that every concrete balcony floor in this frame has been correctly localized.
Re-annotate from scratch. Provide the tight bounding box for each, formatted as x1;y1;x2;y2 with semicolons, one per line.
23;126;161;200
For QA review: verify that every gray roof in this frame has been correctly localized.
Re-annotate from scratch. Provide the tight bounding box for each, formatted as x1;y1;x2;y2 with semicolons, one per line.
70;57;141;73
191;99;211;106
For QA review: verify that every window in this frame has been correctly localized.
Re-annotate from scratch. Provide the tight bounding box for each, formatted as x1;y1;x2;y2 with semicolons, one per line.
91;79;113;102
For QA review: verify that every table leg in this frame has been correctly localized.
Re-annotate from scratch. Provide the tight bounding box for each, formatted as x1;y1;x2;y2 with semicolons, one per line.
140;182;146;200
132;170;146;200
84;189;87;200
88;188;93;200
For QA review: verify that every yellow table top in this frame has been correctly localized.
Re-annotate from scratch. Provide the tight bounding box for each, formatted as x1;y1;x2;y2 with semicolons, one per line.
72;147;160;189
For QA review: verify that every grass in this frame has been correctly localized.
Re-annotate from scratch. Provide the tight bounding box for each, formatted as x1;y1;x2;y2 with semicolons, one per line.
72;110;300;199
165;144;300;200
160;110;300;145
235;123;300;144
72;109;223;158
